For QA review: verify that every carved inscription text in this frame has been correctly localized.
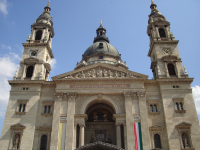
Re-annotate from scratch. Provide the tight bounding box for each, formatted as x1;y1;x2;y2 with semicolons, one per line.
70;84;130;88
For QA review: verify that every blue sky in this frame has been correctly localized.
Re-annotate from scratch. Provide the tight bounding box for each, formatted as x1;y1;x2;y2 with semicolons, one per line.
0;0;200;136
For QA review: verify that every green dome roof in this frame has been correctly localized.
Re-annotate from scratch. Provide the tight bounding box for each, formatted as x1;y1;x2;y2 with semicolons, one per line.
83;41;120;58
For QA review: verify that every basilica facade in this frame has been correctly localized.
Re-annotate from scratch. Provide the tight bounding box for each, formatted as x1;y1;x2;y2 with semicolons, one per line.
0;1;200;150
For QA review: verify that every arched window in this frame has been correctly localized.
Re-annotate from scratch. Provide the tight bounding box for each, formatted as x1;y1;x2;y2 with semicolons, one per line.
176;103;179;110
180;103;184;110
159;28;166;38
26;66;34;78
44;106;47;113
35;30;43;40
40;135;47;150
154;105;157;112
182;132;190;148
154;134;162;148
150;105;153;112
167;63;176;75
48;106;51;113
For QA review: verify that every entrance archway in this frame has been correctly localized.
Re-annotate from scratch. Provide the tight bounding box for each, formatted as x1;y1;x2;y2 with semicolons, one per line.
84;103;116;145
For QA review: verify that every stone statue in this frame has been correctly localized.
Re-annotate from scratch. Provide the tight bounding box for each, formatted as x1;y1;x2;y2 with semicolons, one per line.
80;71;85;78
103;69;108;77
170;31;174;37
121;72;125;78
87;71;92;78
13;134;20;149
109;70;113;78
126;72;130;78
182;134;189;148
92;69;96;78
28;34;31;40
75;72;80;78
97;68;102;77
114;71;118;78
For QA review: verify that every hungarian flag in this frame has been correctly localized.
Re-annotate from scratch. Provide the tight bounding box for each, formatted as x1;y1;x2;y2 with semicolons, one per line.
134;122;143;150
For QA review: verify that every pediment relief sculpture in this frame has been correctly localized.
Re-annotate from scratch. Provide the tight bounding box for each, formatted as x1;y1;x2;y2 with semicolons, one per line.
62;67;141;79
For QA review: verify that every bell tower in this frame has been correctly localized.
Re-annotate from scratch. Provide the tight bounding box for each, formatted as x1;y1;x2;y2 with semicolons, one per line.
15;0;55;81
147;0;188;79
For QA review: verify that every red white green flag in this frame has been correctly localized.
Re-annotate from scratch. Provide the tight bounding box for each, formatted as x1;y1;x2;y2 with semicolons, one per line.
134;122;143;150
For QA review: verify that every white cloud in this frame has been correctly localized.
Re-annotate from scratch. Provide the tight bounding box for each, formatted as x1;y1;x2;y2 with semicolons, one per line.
0;0;8;17
192;85;200;115
1;44;11;50
0;53;19;118
51;59;56;69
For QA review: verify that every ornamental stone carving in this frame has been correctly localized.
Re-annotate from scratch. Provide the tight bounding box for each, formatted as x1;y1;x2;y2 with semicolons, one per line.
137;91;146;99
67;93;77;101
54;93;63;101
62;67;143;79
124;92;133;99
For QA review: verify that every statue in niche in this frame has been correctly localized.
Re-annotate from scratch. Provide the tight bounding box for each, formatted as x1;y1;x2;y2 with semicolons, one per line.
109;70;113;78
121;72;125;78
75;72;80;78
114;71;118;78
152;30;156;37
87;71;92;78
97;68;102;77
182;133;190;148
92;69;96;78
103;69;108;77
13;134;20;149
80;71;85;78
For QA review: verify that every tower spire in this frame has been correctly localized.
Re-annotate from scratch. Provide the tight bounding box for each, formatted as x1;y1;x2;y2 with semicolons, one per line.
43;0;51;14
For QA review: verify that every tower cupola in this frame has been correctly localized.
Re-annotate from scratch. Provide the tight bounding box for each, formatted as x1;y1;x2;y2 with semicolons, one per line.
94;20;110;43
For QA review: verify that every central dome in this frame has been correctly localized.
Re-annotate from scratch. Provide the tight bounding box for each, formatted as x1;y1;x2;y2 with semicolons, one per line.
83;41;120;58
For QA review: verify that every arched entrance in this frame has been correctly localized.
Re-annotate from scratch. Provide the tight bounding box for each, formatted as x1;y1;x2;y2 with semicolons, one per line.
85;103;116;145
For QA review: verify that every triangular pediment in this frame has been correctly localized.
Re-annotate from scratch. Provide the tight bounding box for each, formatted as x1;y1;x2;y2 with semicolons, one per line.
52;63;148;80
37;124;52;131
10;123;26;130
24;56;39;64
176;122;191;128
75;141;124;150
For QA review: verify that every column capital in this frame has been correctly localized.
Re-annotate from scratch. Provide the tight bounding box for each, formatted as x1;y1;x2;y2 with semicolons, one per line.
137;91;146;100
115;123;121;127
124;92;133;100
54;92;63;101
67;92;77;101
79;123;85;128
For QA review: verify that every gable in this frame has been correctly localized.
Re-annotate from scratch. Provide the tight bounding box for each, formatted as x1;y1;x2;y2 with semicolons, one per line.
52;63;148;80
10;123;26;130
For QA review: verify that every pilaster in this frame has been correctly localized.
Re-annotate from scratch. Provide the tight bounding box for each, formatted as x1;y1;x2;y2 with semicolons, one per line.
137;91;151;150
50;93;62;150
123;123;127;150
115;123;121;147
79;123;85;147
124;92;135;150
65;93;77;150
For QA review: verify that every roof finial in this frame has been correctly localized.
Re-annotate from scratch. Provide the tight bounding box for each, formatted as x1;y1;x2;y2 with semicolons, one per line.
47;0;50;7
151;0;154;4
100;19;102;25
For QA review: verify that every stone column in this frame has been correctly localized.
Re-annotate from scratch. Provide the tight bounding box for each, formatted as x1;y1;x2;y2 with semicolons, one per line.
73;123;77;149
31;64;37;80
116;123;121;147
164;61;170;78
137;91;151;150
155;26;161;41
31;28;36;41
50;93;63;150
79;123;85;147
65;93;77;150
21;64;26;80
123;123;127;150
124;92;135;150
174;61;181;78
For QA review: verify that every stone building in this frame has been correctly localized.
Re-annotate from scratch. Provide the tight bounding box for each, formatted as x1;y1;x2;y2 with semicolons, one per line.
0;1;200;150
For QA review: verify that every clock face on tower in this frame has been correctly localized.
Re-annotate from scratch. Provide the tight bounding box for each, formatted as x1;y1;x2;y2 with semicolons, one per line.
30;50;38;57
163;48;171;54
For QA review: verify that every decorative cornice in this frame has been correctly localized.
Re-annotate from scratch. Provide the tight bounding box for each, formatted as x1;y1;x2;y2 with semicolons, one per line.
37;124;52;131
10;123;26;130
149;124;164;131
157;78;194;84
175;122;192;129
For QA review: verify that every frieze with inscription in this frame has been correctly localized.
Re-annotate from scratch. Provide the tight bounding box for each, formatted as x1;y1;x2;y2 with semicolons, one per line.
70;84;130;88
